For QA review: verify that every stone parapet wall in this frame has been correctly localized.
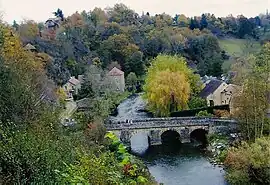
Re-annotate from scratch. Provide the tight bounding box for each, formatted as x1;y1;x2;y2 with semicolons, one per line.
106;117;237;130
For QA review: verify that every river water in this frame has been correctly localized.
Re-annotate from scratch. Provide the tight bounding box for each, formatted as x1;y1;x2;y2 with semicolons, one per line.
110;94;228;185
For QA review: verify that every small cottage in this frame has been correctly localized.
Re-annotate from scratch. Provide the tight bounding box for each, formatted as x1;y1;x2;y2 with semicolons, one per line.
107;67;125;92
63;76;82;98
199;80;227;106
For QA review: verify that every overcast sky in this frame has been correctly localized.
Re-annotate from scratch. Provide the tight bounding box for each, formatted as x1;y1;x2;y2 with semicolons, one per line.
0;0;269;23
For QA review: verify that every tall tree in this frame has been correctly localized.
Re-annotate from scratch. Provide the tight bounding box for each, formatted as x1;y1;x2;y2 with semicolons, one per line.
143;55;201;116
238;16;255;38
232;44;270;141
200;14;208;30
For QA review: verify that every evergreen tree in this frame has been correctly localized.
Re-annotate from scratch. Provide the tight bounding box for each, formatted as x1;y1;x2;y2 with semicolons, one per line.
189;18;199;30
12;20;19;31
200;14;208;30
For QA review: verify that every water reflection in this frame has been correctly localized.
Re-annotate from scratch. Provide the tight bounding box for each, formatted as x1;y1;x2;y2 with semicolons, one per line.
141;144;228;185
130;132;149;154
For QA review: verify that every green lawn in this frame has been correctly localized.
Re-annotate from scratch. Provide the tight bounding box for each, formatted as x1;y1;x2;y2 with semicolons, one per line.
219;38;260;57
219;38;261;73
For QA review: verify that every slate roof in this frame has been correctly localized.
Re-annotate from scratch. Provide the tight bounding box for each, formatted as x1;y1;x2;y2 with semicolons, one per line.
68;77;80;85
199;80;223;98
108;67;124;76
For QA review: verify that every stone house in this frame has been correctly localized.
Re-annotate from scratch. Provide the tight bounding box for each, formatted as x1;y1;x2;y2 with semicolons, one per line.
199;80;239;110
44;17;61;29
63;76;82;98
107;67;125;92
24;43;37;52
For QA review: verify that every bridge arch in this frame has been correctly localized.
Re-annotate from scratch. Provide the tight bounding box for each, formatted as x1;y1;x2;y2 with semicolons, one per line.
130;132;150;154
161;129;181;145
190;128;208;146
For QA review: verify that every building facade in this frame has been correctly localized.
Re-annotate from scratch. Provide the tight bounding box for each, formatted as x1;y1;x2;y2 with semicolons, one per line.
107;67;125;92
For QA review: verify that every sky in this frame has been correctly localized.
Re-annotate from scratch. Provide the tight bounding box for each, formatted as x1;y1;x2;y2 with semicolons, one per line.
0;0;269;23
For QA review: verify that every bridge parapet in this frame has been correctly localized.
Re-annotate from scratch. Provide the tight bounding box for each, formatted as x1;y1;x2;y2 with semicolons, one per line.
106;117;237;130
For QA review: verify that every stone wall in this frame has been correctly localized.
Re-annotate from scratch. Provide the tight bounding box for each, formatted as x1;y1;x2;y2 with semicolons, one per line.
106;117;237;130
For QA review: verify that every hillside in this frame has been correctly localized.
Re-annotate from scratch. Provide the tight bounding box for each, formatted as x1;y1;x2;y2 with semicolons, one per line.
219;38;261;57
12;5;270;86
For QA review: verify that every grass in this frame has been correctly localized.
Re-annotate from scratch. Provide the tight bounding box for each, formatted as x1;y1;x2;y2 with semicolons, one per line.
219;38;260;57
219;38;261;73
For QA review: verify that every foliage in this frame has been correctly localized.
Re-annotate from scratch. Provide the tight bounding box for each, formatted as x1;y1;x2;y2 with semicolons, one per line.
213;109;230;118
75;90;131;124
224;137;270;185
0;22;152;185
196;110;213;117
207;133;229;163
232;44;270;141
56;132;155;185
126;72;138;91
56;151;123;184
0;25;57;125
18;20;39;41
12;4;269;87
0;113;92;184
188;96;207;109
187;34;224;76
56;87;67;107
219;38;260;57
143;55;202;116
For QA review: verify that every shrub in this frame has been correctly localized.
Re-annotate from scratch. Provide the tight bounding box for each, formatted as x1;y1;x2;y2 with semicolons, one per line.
213;109;230;118
188;96;207;109
196;110;213;117
0;128;78;184
56;132;155;185
224;137;270;185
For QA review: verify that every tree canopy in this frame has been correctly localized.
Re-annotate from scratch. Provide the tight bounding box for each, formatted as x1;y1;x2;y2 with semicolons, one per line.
143;55;201;116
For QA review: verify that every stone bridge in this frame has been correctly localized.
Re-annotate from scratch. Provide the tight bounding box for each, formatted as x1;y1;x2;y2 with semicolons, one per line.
106;117;238;146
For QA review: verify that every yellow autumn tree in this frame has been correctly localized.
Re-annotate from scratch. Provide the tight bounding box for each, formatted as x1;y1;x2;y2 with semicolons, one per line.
56;87;67;107
143;55;201;116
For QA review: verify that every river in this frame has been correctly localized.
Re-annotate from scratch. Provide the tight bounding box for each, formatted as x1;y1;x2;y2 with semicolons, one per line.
110;94;228;185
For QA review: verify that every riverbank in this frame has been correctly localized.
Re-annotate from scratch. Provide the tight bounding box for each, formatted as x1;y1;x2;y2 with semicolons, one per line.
207;134;230;166
207;133;241;166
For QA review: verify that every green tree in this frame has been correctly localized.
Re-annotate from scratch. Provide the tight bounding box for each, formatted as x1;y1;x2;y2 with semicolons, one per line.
188;34;224;76
188;97;207;109
200;14;208;30
126;72;138;91
143;55;201;116
232;44;270;141
177;14;189;27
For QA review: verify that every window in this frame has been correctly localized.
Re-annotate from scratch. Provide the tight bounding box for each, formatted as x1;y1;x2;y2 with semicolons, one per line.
209;100;214;106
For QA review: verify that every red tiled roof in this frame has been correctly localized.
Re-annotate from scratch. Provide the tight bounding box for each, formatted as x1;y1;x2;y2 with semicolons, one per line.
108;67;124;76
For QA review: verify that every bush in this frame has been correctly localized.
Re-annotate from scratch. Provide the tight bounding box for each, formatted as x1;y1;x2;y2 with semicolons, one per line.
224;137;270;185
196;110;213;117
188;96;207;109
0;128;78;184
56;132;156;185
213;109;230;118
56;151;123;184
